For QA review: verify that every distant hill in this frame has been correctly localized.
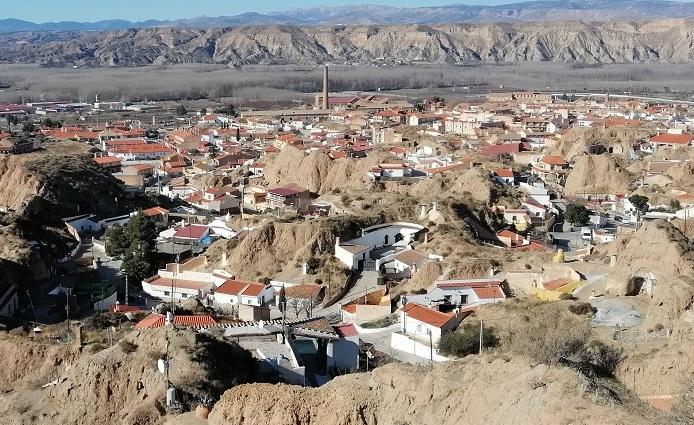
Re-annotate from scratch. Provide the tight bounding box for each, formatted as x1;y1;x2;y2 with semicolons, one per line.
5;0;694;32
3;19;694;67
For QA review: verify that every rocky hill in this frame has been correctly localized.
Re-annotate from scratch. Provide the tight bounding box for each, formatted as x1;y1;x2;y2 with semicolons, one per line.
8;18;694;66
209;357;663;425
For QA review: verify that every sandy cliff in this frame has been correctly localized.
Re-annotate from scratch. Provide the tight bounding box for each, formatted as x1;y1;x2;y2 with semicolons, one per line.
209;357;661;425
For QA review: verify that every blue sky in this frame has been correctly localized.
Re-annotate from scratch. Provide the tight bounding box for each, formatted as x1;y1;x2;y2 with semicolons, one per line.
6;0;517;22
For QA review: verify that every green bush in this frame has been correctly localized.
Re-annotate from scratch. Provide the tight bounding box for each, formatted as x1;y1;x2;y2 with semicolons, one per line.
439;322;499;357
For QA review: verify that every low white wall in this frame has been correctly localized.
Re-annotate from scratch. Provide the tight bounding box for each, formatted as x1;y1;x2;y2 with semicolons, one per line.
390;332;449;362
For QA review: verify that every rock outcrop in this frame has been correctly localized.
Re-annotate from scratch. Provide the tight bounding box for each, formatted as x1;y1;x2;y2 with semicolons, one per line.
564;154;632;197
9;19;694;66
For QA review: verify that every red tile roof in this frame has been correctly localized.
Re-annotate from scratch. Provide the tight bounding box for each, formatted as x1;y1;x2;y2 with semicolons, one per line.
541;156;568;166
134;314;217;330
649;133;694;145
284;284;322;300
402;303;455;328
142;206;168;217
471;286;505;300
480;143;521;157
215;279;266;297
334;323;358;337
173;225;209;240
94;156;121;165
495;168;514;178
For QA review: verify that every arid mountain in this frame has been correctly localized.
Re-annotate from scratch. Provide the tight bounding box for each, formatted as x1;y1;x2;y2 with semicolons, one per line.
6;1;694;32
5;18;694;67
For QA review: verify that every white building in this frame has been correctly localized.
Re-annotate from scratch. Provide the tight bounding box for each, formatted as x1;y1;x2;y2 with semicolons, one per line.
399;303;462;343
142;257;232;301
404;278;506;311
214;279;275;307
334;222;425;270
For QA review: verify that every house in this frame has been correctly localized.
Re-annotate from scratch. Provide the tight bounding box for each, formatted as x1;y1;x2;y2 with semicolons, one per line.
340;288;391;324
187;188;240;214
64;214;101;234
404;278;506;312
496;229;530;248
214;279;275;307
381;249;431;278
648;133;694;149
93;156;122;173
172;225;213;245
334;222;425;270
498;208;532;232
368;163;414;180
108;143;174;160
494;168;515;185
141;257;232;300
399;303;463;343
140;206;169;227
266;184;311;212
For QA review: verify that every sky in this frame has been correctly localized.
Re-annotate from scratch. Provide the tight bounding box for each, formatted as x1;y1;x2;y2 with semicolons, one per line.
5;0;518;23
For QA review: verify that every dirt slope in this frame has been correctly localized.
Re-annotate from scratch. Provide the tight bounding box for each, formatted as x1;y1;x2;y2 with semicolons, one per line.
564;154;632;196
606;220;694;328
263;148;383;195
209;357;660;425
0;328;257;425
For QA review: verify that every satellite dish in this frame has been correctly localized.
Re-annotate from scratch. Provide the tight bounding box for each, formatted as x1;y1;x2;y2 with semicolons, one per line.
157;359;168;374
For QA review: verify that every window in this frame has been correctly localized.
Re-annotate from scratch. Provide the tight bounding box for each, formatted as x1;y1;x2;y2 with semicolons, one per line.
164;291;170;296
181;293;188;298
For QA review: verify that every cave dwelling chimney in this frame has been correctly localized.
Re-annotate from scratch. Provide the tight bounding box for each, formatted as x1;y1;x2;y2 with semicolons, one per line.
335;236;340;252
322;64;329;111
221;252;228;267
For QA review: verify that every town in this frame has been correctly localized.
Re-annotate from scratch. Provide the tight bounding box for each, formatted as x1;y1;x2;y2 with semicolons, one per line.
0;50;693;425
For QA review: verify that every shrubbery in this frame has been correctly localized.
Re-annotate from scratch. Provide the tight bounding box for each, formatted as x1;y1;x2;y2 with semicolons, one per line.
439;322;499;357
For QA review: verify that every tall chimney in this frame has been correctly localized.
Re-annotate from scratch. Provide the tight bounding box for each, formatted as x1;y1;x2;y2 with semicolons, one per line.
322;64;329;110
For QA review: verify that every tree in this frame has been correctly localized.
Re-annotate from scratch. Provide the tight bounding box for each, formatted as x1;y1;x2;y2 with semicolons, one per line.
6;115;19;127
628;195;649;214
105;214;158;283
670;198;682;212
104;225;129;258
565;203;590;226
176;104;187;116
224;104;238;117
439;322;498;357
22;122;35;133
200;107;207;115
41;117;63;128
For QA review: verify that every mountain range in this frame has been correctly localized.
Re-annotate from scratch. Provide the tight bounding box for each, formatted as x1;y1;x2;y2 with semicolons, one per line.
5;1;694;32
3;19;694;67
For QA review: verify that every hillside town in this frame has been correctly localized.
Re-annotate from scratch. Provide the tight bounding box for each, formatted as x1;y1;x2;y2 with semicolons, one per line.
1;63;693;424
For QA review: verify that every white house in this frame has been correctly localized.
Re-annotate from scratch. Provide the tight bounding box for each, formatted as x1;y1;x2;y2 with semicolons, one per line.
142;257;232;301
404;278;506;311
334;222;425;270
399;303;462;344
214;279;275;306
494;168;515;185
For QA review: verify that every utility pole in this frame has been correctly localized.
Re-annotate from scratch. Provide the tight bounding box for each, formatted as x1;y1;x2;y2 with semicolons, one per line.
125;275;129;305
479;320;484;354
65;292;70;339
429;328;433;365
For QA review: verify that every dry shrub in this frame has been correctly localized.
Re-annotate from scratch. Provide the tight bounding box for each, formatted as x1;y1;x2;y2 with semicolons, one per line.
122;400;163;425
119;339;138;354
504;303;591;365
